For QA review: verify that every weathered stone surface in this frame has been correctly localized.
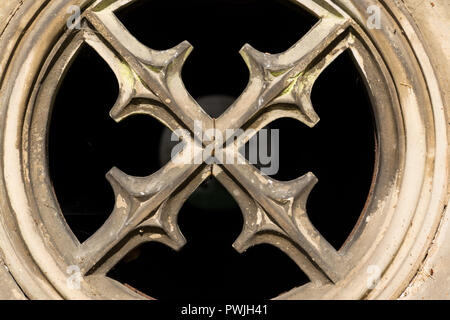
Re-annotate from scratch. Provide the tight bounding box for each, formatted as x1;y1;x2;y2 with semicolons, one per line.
400;0;450;300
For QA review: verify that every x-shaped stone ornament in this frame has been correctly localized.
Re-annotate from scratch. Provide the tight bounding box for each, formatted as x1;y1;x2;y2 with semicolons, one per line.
75;0;354;284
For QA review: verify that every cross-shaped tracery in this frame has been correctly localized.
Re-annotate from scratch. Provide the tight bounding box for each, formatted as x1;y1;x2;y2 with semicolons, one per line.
73;0;356;285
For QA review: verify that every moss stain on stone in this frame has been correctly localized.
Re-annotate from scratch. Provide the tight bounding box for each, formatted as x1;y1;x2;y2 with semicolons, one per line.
92;0;117;12
281;71;304;96
270;69;289;77
119;61;135;84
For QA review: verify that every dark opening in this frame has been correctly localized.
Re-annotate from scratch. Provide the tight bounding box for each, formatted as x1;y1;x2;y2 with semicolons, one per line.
49;0;374;299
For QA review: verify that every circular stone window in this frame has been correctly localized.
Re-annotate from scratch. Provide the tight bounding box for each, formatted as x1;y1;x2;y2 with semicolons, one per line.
0;0;447;300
